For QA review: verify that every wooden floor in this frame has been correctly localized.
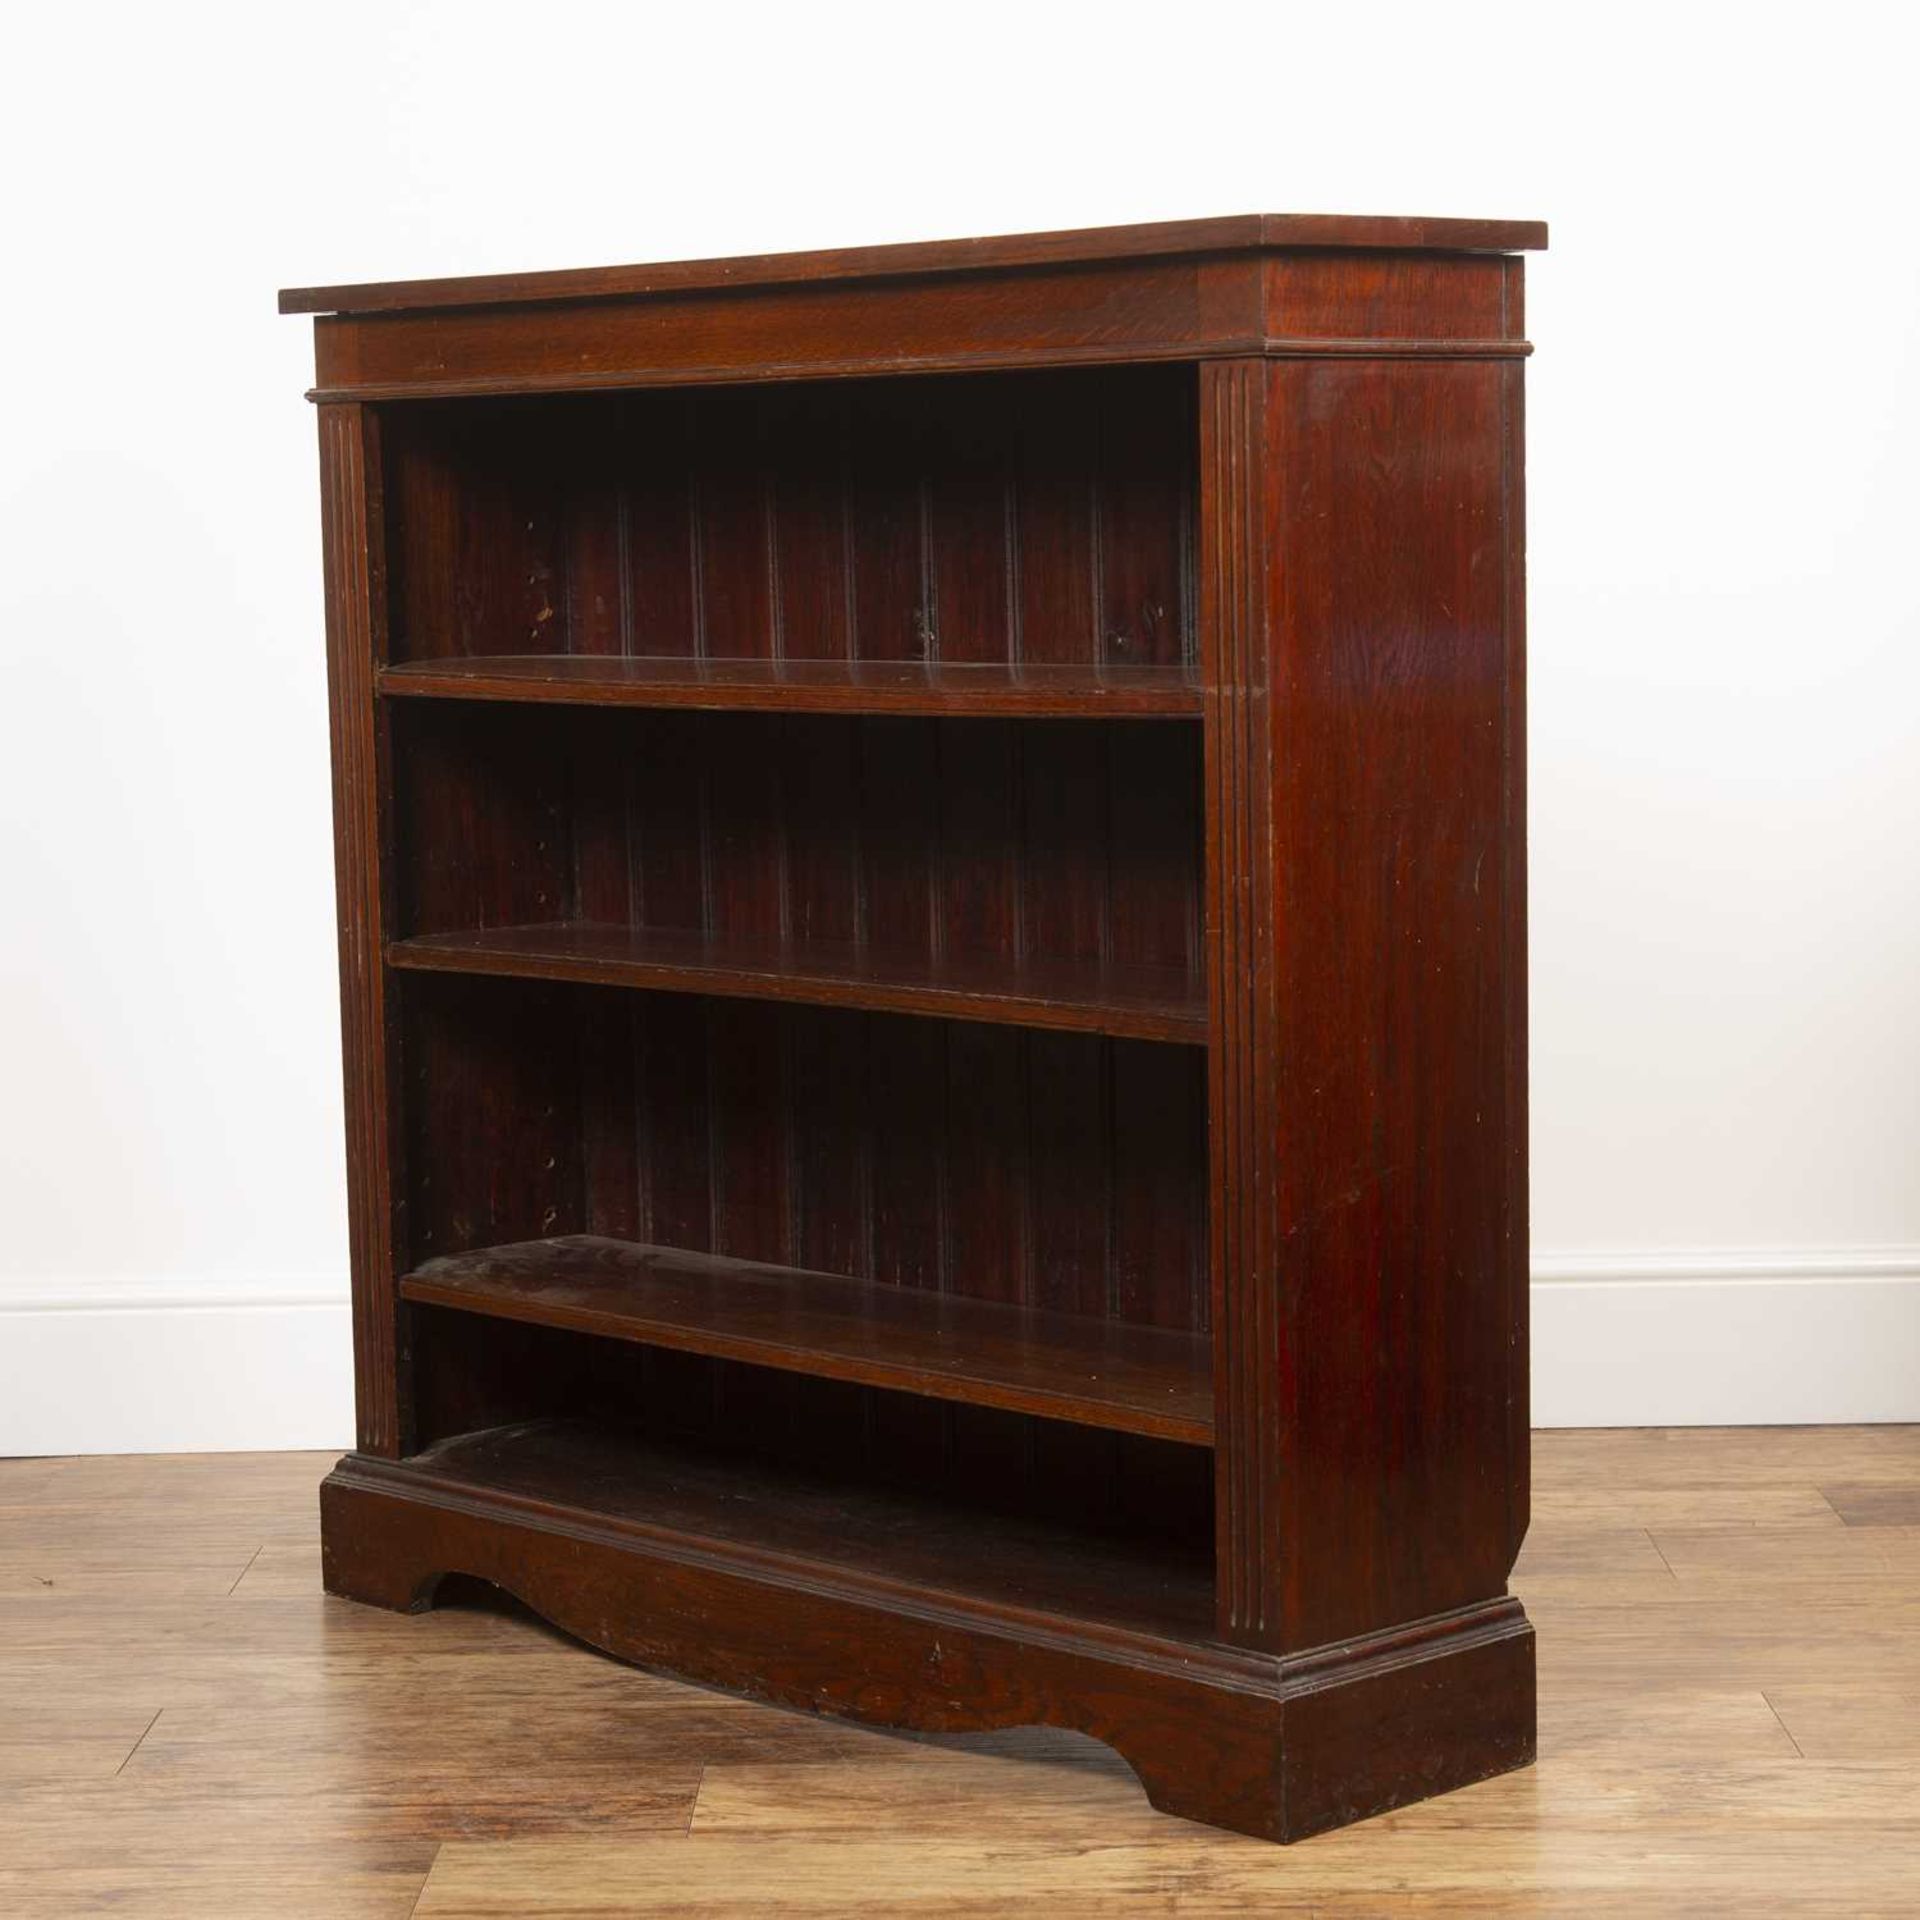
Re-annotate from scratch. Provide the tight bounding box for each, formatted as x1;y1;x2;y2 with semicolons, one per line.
3;1430;1918;1916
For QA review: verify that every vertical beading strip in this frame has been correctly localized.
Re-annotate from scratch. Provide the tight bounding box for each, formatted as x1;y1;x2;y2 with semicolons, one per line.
1201;361;1281;1644
318;402;402;1457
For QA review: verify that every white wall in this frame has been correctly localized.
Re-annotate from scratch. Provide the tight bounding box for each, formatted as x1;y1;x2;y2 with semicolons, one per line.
3;1;1916;1452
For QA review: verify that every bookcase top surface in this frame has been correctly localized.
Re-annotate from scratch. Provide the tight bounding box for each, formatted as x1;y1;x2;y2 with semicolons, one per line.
278;213;1547;316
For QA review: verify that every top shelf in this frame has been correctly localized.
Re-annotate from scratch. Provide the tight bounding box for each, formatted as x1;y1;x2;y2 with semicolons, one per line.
280;213;1549;315
379;655;1203;720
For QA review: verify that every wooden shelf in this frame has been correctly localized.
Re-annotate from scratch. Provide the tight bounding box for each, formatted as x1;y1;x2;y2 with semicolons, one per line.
282;214;1549;316
391;1417;1215;1642
388;922;1208;1045
378;655;1203;719
401;1236;1213;1445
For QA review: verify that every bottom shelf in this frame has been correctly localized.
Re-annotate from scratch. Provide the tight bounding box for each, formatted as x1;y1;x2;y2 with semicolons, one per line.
399;1235;1213;1444
393;1417;1215;1643
322;1415;1538;1842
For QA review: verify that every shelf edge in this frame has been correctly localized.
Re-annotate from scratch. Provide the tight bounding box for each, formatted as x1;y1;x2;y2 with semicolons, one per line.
400;1267;1214;1447
386;931;1209;1046
375;660;1205;720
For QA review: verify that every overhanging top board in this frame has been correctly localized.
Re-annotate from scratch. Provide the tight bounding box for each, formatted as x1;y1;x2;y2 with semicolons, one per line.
279;213;1548;316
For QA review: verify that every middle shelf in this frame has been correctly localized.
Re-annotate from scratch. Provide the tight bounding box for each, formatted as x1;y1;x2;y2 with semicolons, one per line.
379;654;1205;720
401;1235;1214;1445
389;921;1207;1044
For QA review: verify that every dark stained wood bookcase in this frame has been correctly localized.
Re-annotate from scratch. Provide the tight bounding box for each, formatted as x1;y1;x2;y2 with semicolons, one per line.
284;213;1545;1843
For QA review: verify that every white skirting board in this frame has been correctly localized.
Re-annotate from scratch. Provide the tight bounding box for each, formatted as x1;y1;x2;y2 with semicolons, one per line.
1531;1248;1920;1428
0;1279;355;1456
2;1251;1917;1454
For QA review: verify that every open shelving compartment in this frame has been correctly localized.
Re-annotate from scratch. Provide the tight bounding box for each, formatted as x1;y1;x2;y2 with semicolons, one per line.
375;363;1219;1644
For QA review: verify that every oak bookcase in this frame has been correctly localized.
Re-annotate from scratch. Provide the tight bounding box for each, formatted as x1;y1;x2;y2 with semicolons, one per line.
284;214;1544;1842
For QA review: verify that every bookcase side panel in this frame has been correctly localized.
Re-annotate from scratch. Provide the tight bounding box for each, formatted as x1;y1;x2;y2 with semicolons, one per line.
318;399;409;1456
1202;344;1528;1653
1270;349;1524;1652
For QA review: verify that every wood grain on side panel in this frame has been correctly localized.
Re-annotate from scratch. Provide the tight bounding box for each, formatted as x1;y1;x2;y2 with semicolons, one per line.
1204;337;1525;1652
1263;353;1522;1650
